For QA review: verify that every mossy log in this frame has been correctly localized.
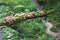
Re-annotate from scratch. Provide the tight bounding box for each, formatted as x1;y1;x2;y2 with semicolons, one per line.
0;10;55;26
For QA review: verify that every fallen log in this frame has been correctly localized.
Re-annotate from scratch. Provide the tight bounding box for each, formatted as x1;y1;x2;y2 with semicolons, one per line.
0;9;55;26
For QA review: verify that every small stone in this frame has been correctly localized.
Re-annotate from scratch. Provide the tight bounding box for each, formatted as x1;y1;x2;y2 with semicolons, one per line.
7;34;14;39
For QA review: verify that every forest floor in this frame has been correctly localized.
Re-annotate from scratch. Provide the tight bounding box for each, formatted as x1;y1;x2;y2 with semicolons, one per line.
0;0;60;40
33;0;60;40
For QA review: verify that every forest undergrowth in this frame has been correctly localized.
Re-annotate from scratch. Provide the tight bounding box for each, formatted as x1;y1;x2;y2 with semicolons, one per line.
0;0;60;40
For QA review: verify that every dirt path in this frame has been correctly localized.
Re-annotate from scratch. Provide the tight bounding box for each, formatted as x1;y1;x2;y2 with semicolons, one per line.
33;0;43;10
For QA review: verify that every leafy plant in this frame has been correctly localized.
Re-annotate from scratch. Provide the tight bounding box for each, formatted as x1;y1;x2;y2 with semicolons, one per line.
0;0;58;40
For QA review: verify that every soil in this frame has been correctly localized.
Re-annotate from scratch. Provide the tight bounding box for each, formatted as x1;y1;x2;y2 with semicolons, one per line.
33;0;43;10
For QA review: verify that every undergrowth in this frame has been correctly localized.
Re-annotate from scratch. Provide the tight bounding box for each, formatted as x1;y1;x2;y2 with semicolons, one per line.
43;0;60;32
1;0;59;40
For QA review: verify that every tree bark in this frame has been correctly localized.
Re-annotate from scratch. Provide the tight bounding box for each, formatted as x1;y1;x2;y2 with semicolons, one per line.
0;10;55;26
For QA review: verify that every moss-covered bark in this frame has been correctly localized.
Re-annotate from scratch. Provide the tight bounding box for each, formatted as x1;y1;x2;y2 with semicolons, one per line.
0;10;54;26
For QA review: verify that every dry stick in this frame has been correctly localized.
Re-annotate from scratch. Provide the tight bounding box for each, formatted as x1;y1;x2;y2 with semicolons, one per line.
0;9;55;26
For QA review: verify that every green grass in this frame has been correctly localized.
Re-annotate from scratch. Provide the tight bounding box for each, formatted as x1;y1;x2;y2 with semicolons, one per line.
38;0;60;32
0;0;58;40
42;0;60;31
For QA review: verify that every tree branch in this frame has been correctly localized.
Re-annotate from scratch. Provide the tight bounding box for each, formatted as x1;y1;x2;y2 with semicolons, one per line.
0;10;55;26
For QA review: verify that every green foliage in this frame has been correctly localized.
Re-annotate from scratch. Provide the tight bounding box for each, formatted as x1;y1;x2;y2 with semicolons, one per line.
0;0;58;40
2;26;18;40
42;0;60;31
10;18;53;40
38;0;60;33
0;5;11;18
38;0;60;32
